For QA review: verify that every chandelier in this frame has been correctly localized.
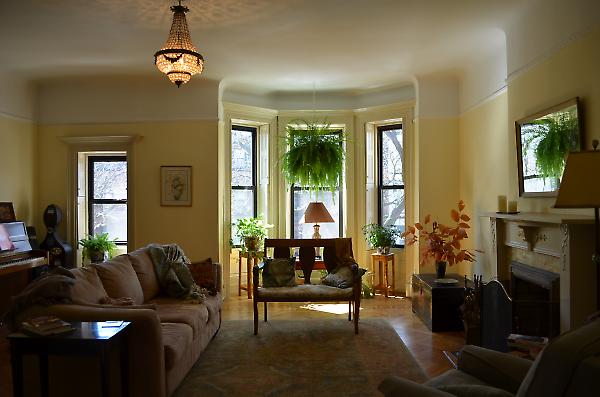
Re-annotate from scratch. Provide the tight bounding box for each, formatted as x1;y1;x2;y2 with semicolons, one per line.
154;1;204;87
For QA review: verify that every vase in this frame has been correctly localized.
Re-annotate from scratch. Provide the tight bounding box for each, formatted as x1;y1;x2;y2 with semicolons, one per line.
88;249;107;263
376;246;390;255
436;261;447;279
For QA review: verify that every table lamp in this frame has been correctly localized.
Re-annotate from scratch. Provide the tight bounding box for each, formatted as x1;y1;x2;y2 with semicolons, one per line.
304;202;335;239
554;140;600;309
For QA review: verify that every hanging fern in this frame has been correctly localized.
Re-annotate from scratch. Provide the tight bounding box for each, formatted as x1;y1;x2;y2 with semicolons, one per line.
524;111;579;180
281;120;345;193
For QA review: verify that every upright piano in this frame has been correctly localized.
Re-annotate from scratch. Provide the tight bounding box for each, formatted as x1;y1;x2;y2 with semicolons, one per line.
0;221;48;316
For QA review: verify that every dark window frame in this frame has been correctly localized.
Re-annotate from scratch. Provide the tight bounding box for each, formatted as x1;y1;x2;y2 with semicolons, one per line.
231;125;258;247
290;129;344;238
377;124;404;248
87;155;128;245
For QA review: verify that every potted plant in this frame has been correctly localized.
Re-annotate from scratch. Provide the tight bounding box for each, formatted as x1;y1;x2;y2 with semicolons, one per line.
233;216;273;252
281;120;345;192
362;223;400;254
78;232;118;263
401;200;477;279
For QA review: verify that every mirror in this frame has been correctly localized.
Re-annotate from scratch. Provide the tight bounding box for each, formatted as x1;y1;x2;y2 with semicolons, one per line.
516;98;582;197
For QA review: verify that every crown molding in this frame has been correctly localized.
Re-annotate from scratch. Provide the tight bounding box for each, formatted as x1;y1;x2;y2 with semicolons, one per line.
59;135;143;145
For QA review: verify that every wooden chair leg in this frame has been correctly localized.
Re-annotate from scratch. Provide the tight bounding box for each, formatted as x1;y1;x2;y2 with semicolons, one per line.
253;299;259;335
348;301;352;321
354;298;360;334
264;302;268;322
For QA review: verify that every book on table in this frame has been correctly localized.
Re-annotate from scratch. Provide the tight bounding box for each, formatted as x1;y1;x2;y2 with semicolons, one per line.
21;315;74;336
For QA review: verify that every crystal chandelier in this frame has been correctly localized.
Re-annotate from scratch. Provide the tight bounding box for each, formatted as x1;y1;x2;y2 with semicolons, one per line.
154;1;204;87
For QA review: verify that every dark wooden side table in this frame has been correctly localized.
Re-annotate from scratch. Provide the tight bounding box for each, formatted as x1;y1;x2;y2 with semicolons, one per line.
9;321;131;397
412;273;472;332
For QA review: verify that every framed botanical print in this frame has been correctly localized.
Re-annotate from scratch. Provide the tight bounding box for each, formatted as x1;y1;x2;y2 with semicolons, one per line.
160;166;192;206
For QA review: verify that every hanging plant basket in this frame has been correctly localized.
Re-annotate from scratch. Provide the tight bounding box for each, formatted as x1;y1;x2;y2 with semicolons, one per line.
281;120;345;193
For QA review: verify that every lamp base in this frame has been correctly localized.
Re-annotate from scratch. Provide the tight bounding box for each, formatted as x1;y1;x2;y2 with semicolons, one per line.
313;224;321;257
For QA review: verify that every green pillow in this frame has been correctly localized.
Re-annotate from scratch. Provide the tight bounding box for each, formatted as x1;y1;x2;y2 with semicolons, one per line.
322;263;366;288
262;258;296;287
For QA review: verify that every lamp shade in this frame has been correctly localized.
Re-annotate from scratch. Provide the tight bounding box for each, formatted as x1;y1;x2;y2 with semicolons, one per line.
555;151;600;208
303;202;334;223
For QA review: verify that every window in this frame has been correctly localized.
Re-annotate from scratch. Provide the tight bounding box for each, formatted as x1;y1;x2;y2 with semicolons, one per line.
377;124;405;247
231;125;257;245
290;130;343;239
88;156;127;244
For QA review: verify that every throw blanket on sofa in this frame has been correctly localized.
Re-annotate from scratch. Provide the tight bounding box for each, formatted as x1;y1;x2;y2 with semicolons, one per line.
148;244;207;303
2;266;75;330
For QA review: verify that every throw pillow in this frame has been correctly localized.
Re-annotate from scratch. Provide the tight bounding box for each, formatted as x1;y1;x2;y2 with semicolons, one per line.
262;257;296;288
322;265;355;288
187;258;217;294
437;385;515;397
70;266;108;304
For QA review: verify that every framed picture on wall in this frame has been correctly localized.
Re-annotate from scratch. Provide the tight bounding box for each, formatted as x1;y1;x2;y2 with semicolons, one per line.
160;166;192;206
0;202;16;223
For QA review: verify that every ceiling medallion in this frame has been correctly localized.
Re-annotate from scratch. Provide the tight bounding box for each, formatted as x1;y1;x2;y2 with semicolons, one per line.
154;0;204;87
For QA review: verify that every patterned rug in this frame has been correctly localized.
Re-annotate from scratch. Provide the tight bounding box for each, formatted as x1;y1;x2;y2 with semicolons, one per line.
174;318;426;397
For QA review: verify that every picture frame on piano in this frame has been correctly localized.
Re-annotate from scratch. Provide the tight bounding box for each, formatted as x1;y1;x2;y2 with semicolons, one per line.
0;202;16;223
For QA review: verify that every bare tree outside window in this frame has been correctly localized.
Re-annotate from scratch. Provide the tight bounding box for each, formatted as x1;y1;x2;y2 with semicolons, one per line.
378;124;405;246
231;125;257;245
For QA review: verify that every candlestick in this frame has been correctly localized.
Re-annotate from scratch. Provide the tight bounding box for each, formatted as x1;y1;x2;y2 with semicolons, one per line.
508;200;518;213
497;195;507;212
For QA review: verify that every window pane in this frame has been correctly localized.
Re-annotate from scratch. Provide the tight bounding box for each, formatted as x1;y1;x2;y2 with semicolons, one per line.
231;128;254;186
231;189;255;245
93;161;127;200
381;189;405;245
381;128;403;186
91;204;127;242
293;191;340;238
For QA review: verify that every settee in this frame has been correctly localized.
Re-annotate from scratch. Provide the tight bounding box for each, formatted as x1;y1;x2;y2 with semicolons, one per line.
16;245;222;397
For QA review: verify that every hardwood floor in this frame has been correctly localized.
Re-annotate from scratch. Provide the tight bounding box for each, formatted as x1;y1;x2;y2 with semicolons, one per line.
0;283;464;397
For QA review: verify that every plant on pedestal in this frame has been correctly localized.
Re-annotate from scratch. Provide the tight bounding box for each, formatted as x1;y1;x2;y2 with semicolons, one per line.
401;200;477;279
361;223;401;254
78;233;118;264
233;216;273;253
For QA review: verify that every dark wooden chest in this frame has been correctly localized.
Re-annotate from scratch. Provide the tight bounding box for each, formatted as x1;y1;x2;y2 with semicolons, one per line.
411;273;471;332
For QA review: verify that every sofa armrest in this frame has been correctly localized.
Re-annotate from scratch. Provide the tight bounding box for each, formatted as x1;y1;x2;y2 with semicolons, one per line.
70;302;158;310
379;376;454;397
19;304;167;397
458;345;533;394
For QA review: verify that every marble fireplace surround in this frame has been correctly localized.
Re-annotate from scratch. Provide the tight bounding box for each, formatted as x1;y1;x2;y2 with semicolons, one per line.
484;212;596;333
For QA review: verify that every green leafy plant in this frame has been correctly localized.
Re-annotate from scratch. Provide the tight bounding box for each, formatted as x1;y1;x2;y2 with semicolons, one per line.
524;111;579;180
233;216;273;240
362;223;400;249
78;233;118;261
281;120;345;193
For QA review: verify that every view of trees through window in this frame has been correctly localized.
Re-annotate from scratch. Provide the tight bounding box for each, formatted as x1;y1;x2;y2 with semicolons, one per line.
231;125;257;245
378;124;405;246
88;156;127;244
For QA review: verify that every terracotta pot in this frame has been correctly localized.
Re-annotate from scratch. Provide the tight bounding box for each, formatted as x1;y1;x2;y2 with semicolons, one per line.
436;261;447;278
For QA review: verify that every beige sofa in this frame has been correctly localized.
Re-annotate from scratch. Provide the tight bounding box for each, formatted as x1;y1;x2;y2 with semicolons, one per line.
19;245;222;397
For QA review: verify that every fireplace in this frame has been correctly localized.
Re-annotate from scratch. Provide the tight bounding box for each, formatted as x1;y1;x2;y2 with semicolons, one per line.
511;262;560;337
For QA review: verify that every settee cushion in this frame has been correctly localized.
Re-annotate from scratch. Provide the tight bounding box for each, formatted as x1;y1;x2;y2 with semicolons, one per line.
262;257;296;287
128;247;161;302
322;265;356;288
161;322;193;371
257;284;353;301
95;255;145;305
152;300;209;339
70;266;108;304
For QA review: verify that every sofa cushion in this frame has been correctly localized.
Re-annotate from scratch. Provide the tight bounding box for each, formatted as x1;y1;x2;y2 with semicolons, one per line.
257;284;353;301
152;301;209;339
426;369;490;388
187;258;217;293
128;247;161;302
94;255;145;305
437;385;515;397
161;322;193;371
262;257;296;287
70;266;108;304
322;265;356;288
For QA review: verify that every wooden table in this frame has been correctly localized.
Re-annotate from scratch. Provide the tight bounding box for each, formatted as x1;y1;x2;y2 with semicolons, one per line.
239;251;260;299
9;321;130;397
372;253;395;297
412;273;472;331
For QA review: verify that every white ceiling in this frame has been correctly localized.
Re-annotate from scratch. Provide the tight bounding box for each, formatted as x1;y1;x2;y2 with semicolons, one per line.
0;0;582;95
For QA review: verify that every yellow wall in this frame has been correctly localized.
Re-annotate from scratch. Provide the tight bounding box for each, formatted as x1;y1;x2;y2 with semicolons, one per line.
36;121;220;262
415;117;460;274
0;116;37;224
458;93;508;278
507;25;600;214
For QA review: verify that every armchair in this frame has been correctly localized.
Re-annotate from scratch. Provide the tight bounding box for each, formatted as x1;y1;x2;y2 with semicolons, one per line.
379;317;600;396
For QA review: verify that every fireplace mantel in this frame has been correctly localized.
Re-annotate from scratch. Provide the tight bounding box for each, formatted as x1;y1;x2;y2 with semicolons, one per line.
482;212;596;333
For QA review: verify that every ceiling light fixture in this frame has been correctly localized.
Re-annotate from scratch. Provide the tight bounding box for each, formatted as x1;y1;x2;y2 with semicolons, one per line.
154;0;204;87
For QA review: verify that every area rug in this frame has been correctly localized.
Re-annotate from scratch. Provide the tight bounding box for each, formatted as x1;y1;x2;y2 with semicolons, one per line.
174;318;426;397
